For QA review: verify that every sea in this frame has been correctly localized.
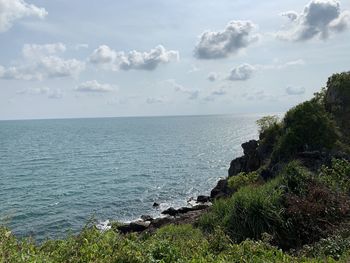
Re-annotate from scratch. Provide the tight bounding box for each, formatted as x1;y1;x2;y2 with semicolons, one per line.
0;114;260;241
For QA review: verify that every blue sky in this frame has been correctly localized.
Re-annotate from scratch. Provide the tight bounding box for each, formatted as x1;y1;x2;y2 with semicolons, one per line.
0;0;349;120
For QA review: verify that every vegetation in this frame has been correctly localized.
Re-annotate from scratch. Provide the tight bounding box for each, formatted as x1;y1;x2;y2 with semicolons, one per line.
1;72;350;262
227;171;261;191
272;100;338;161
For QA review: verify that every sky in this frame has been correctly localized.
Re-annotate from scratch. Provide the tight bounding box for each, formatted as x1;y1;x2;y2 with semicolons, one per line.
0;0;349;120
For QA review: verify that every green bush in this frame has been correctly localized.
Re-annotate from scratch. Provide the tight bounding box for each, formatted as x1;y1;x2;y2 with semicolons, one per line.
302;234;350;261
198;197;234;233
280;161;312;195
224;177;285;242
318;158;350;194
273;100;338;161
227;171;261;191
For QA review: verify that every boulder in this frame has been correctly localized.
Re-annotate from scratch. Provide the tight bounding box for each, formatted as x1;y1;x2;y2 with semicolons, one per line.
161;207;177;216
117;221;150;234
152;202;160;207
141;215;153;221
210;179;230;199
150;217;174;228
228;156;246;177
197;195;211;203
242;140;259;155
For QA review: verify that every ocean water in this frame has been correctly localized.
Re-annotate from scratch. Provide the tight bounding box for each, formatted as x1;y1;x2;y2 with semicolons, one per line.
0;115;259;241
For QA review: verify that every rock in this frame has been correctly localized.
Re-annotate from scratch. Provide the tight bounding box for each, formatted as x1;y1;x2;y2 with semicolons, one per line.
152;202;160;207
117;221;150;234
177;204;209;214
228;140;262;177
242;140;258;155
197;195;210;203
161;207;178;216
150;217;174;228
141;215;153;221
210;179;230;199
228;156;246;177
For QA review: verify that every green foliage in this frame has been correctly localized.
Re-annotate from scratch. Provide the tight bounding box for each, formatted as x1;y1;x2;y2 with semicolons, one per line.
318;158;350;194
302;234;350;261
225;177;285;242
273;100;338;160
256;115;280;133
197;197;234;233
227;171;261;191
280;161;312;195
326;72;350;103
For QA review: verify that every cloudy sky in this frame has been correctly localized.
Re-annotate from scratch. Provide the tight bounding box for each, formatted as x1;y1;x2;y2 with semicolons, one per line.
0;0;349;120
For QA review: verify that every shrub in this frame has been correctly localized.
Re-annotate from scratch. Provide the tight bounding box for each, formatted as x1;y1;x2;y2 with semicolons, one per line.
224;177;285;243
318;158;350;194
280;161;312;195
302;234;350;261
273;100;338;161
284;182;350;248
257;115;280;133
227;171;261;191
197;197;234;233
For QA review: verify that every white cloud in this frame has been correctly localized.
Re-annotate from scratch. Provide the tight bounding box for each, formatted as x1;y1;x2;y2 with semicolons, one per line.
22;43;66;58
16;86;49;95
256;59;306;70
227;63;255;81
16;86;63;99
0;43;85;80
208;72;218;82
0;0;47;32
89;45;117;65
278;0;350;41
74;43;89;50
286;86;306;95
75;80;115;93
119;45;179;71
89;45;179;71
167;79;199;100
194;20;259;59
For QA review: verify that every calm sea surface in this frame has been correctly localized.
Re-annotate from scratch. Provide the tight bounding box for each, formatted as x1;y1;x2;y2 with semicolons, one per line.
0;115;260;240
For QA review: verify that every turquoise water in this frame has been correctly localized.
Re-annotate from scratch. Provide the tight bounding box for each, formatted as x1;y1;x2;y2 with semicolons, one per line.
0;115;259;240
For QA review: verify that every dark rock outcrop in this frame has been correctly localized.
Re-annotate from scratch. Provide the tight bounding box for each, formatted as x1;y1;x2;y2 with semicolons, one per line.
197;195;211;203
210;179;230;199
228;140;263;177
161;205;210;216
161;207;177;216
117;221;150;234
141;215;153;221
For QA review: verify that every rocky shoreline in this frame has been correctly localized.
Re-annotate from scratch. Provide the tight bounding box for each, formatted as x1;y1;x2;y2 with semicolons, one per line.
113;134;350;235
112;138;263;234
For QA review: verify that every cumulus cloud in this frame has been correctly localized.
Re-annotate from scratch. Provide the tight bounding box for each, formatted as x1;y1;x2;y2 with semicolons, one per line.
278;0;350;41
194;20;259;59
207;72;218;82
286;86;306;95
227;63;255;81
0;43;85;80
0;0;47;32
75;80;115;93
89;45;179;71
119;45;179;71
89;45;117;65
